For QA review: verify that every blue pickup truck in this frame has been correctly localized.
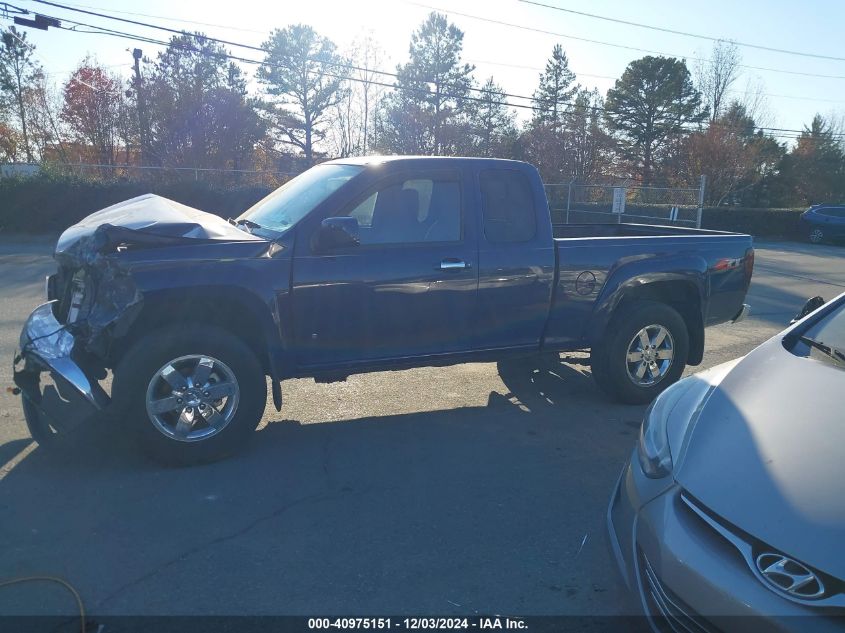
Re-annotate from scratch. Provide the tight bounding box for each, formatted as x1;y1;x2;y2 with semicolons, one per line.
15;157;753;464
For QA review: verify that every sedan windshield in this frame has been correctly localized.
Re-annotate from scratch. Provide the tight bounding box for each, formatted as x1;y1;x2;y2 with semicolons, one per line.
237;164;364;233
796;298;845;367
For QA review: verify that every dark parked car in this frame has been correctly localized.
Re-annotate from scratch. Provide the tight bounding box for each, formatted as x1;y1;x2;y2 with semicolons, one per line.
15;157;754;464
801;204;845;243
608;293;845;632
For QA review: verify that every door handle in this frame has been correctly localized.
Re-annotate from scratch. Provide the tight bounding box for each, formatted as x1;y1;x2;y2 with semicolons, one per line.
439;259;469;270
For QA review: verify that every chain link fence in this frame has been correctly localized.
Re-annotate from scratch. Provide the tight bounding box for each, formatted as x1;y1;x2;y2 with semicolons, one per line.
545;177;706;228
7;162;708;228
5;162;295;188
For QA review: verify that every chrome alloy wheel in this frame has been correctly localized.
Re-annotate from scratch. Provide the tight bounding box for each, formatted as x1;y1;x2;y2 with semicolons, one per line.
145;355;240;442
625;324;675;386
809;228;824;244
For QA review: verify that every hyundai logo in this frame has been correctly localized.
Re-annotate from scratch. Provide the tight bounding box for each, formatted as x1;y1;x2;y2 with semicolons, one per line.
755;552;825;600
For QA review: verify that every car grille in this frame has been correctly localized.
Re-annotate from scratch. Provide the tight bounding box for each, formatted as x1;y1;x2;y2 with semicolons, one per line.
639;549;718;633
680;492;845;608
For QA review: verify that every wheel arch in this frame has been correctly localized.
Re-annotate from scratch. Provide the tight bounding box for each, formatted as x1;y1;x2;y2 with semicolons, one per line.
109;285;282;378
588;274;706;366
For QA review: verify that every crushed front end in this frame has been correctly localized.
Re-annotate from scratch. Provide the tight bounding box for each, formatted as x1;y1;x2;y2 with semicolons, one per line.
14;224;145;440
13;194;266;443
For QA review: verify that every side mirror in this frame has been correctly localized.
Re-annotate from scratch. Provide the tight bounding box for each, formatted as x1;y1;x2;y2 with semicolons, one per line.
314;216;360;252
791;296;825;324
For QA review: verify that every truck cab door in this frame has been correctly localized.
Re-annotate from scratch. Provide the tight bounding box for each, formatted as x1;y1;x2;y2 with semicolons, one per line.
291;170;478;368
473;167;556;351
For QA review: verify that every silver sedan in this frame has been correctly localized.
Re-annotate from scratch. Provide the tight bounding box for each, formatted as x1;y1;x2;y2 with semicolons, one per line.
608;293;845;632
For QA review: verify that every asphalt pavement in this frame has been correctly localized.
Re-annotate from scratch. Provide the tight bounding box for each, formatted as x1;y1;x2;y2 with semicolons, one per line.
0;237;843;619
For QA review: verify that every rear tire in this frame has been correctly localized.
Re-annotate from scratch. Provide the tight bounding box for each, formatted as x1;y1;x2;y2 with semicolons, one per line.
590;301;689;404
112;324;267;466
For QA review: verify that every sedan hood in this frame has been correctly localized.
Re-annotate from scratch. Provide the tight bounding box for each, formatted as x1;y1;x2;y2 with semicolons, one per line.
55;194;261;261
676;336;845;579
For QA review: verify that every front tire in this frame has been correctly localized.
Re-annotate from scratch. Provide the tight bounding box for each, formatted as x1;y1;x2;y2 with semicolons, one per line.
809;227;824;244
112;324;267;466
590;301;689;404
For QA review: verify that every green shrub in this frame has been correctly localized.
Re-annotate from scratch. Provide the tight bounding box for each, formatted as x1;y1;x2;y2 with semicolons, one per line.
701;207;806;238
0;175;809;238
0;174;272;234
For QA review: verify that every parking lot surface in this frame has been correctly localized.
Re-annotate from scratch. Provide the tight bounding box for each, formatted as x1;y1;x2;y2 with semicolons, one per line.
0;238;843;617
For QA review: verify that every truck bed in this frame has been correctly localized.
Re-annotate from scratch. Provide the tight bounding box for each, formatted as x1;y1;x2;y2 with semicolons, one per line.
553;222;744;239
544;222;754;352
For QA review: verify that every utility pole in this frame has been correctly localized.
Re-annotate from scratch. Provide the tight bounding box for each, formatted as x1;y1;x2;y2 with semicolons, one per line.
131;48;148;166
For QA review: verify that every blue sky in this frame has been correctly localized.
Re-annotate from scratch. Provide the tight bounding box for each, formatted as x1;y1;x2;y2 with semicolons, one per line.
8;0;845;140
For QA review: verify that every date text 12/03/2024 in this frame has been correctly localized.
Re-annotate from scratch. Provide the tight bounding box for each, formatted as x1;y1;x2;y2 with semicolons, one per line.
307;618;528;630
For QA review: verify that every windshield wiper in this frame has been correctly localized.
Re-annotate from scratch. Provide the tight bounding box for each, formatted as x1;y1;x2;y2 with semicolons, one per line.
799;336;845;365
227;217;264;234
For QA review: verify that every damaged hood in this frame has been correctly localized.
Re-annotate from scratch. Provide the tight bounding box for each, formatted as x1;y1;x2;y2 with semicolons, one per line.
51;194;265;356
675;337;845;580
55;193;262;261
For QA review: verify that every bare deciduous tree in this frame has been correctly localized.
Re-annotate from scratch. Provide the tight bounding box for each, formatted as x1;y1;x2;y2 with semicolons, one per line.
328;32;387;157
26;73;68;162
695;40;741;122
737;76;772;128
0;27;42;162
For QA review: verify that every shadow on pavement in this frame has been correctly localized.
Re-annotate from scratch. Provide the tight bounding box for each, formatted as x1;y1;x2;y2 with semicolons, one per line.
744;278;826;326
0;358;644;618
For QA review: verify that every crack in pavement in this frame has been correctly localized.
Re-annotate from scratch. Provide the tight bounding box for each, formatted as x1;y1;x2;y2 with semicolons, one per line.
753;266;845;288
94;489;348;611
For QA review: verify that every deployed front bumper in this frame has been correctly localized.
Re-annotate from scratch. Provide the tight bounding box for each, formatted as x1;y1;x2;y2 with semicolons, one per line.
14;301;109;411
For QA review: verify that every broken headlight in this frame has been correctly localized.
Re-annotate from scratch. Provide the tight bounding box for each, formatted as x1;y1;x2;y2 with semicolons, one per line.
65;270;86;324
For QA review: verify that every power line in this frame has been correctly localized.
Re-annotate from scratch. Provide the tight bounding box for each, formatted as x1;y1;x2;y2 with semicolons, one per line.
28;0;418;88
43;61;127;76
21;1;553;105
47;17;547;113
7;4;845;141
404;1;845;81
468;57;845;105
64;22;845;140
28;0;845;81
24;0;845;107
519;0;845;63
30;0;391;90
36;0;838;109
34;0;267;35
21;0;845;108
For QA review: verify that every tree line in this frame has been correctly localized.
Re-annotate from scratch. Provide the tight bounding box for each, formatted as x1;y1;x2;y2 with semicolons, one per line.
1;12;843;207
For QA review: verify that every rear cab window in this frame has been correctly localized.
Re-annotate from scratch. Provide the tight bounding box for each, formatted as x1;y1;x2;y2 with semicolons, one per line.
479;169;537;243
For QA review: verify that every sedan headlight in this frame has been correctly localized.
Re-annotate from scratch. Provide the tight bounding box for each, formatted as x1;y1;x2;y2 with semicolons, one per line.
637;378;697;478
637;359;743;479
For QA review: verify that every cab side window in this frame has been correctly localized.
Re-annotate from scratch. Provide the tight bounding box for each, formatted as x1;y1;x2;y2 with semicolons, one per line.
479;169;536;243
344;176;461;245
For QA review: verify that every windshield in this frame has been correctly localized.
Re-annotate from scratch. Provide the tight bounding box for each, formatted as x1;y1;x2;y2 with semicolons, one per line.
238;164;364;233
795;297;845;366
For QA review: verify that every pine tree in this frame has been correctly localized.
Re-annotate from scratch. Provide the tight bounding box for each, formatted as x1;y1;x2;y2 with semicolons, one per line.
532;44;577;128
468;77;516;157
778;115;845;205
258;25;346;166
605;55;705;184
382;12;475;155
